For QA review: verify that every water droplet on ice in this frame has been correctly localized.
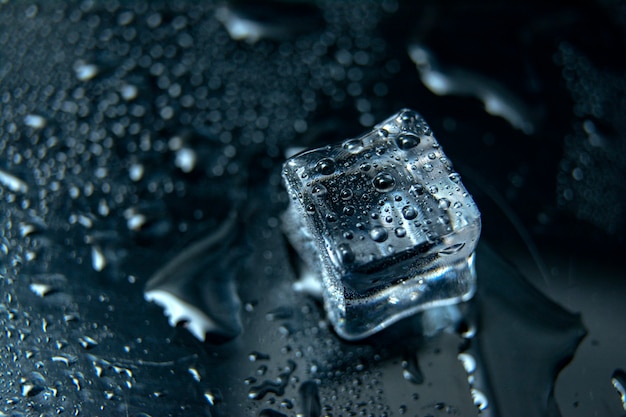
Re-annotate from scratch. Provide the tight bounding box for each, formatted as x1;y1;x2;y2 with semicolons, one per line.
340;188;353;200
373;172;395;192
438;198;451;209
316;158;336;175
401;205;417;220
343;139;364;153
369;226;388;242
337;243;355;263
396;133;420;150
311;183;327;197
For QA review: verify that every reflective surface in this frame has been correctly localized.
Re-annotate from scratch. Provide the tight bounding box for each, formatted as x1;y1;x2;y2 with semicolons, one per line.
0;1;625;416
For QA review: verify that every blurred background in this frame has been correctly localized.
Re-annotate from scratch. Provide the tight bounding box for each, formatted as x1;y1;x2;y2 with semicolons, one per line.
0;1;625;416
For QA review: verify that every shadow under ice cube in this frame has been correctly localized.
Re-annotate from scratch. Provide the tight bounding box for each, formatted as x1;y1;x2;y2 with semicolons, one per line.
282;109;481;340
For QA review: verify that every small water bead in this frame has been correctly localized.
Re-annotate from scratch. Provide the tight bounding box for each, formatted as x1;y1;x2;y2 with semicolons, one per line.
373;172;395;192
438;198;451;210
394;195;403;202
340;189;353;200
343;139;364;153
402;205;417;220
423;163;434;172
360;162;371;171
305;203;316;214
326;213;337;222
337;243;355;263
316;158;336;175
440;242;465;255
428;152;437;160
396;132;420;150
449;172;461;183
384;216;393;223
343;231;354;239
343;205;355;216
394;227;406;238
311;184;327;197
369;226;388;242
409;184;424;196
429;185;439;194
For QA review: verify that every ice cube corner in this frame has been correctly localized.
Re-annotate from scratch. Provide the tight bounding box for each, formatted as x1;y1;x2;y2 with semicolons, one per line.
281;109;481;340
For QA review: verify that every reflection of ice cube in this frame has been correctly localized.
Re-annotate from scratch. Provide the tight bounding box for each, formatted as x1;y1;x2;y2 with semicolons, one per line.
281;109;481;340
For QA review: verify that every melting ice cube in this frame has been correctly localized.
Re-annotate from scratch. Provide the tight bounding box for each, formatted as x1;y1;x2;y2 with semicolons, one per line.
281;109;481;340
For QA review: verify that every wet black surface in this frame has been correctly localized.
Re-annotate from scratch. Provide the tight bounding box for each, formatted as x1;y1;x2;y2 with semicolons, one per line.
1;1;625;416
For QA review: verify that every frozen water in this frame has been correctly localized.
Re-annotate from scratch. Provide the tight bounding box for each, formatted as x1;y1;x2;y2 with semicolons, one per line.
282;109;481;340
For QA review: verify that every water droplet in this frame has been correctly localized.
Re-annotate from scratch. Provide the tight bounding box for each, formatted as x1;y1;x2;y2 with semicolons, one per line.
409;184;424;196
396;133;420;150
29;283;53;297
91;246;106;272
316;158;336;175
129;163;144;181
337;243;355;264
343;139;364;153
429;185;439;194
401;205;417;220
340;189;353;200
311;184;327;197
369;226;388;242
305;203;316;214
449;172;461;183
78;336;98;349
402;352;424;384
373;172;395;192
457;353;477;374
611;369;626;411
438;198;451;209
175;148;197;173
471;388;489;411
326;213;337;222
423;163;434;172
75;62;98;81
249;351;270;362
24;114;46;129
343;205;355;216
359;162;371;171
394;227;406;238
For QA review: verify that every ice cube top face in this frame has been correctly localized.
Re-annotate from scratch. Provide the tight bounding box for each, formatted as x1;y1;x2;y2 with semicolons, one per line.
282;109;481;340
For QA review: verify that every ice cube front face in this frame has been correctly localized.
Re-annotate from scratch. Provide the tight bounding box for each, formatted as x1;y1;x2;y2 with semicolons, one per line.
281;109;481;340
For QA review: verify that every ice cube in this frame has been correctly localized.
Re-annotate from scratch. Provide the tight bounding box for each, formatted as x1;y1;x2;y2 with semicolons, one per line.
281;109;481;340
